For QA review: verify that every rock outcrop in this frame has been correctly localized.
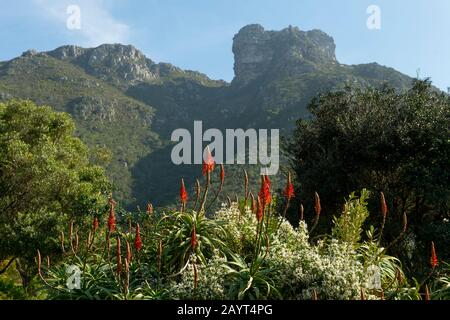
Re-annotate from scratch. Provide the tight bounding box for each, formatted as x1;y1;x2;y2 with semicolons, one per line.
232;24;337;86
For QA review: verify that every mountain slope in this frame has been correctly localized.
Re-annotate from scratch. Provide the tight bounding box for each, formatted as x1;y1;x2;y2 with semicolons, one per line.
0;24;418;208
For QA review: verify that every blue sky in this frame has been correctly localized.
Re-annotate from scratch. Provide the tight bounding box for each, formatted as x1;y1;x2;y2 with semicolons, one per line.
1;0;449;90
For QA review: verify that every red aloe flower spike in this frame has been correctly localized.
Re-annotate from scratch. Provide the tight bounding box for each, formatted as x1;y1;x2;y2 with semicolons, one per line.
202;146;215;176
314;192;321;217
256;196;264;223
430;241;438;269
116;237;122;275
284;171;295;200
108;197;117;233
180;178;188;205
126;241;132;264
134;223;143;252
93;216;99;232
380;192;388;221
191;224;198;250
258;176;271;207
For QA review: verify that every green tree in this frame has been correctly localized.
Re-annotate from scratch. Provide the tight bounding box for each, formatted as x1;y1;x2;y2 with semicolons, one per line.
0;100;110;287
284;79;449;244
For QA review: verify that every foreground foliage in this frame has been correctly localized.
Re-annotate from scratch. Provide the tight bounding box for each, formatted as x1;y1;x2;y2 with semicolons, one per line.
31;163;446;300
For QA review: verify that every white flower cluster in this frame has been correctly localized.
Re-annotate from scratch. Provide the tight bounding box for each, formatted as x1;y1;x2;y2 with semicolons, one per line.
168;251;227;300
170;204;373;300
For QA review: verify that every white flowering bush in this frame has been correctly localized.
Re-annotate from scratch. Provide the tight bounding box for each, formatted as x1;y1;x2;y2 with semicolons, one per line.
168;199;374;300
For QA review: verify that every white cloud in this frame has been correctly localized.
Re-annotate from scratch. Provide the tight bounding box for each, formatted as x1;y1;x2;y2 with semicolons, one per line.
33;0;130;46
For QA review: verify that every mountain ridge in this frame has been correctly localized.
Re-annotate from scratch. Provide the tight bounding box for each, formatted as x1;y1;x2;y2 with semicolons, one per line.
0;24;419;207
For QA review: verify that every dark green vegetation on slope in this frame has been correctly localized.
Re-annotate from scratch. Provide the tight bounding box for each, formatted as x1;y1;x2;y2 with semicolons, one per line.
0;24;415;208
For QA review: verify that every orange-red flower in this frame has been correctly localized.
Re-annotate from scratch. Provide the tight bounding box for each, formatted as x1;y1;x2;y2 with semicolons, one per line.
180;178;188;205
134;223;143;252
430;241;438;269
191;225;198;250
259;176;271;207
108;198;117;233
284;172;295;200
202;147;215;175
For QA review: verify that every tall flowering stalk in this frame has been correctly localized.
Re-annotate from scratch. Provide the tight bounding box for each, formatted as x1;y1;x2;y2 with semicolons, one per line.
244;169;249;201
205;164;225;211
60;231;65;253
193;263;199;292
250;192;256;214
146;203;154;216
93;216;99;232
124;259;130;299
299;204;304;222
283;171;295;218
108;197;117;233
158;240;163;272
191;224;198;251
199;147;215;213
424;285;431;301
116;237;122;276
73;231;79;254
310;192;321;235
134;223;143;252
202;146;215;176
126;241;132;264
258;176;271;208
430;242;438;269
256;196;264;223
37;249;42;276
180;178;188;211
379;192;388;242
194;179;201;210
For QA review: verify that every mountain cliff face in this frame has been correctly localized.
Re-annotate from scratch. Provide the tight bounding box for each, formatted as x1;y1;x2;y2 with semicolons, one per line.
233;24;336;86
0;24;415;207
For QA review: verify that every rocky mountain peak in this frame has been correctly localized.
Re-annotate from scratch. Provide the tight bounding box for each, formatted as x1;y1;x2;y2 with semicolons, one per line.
232;24;337;86
47;44;158;86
